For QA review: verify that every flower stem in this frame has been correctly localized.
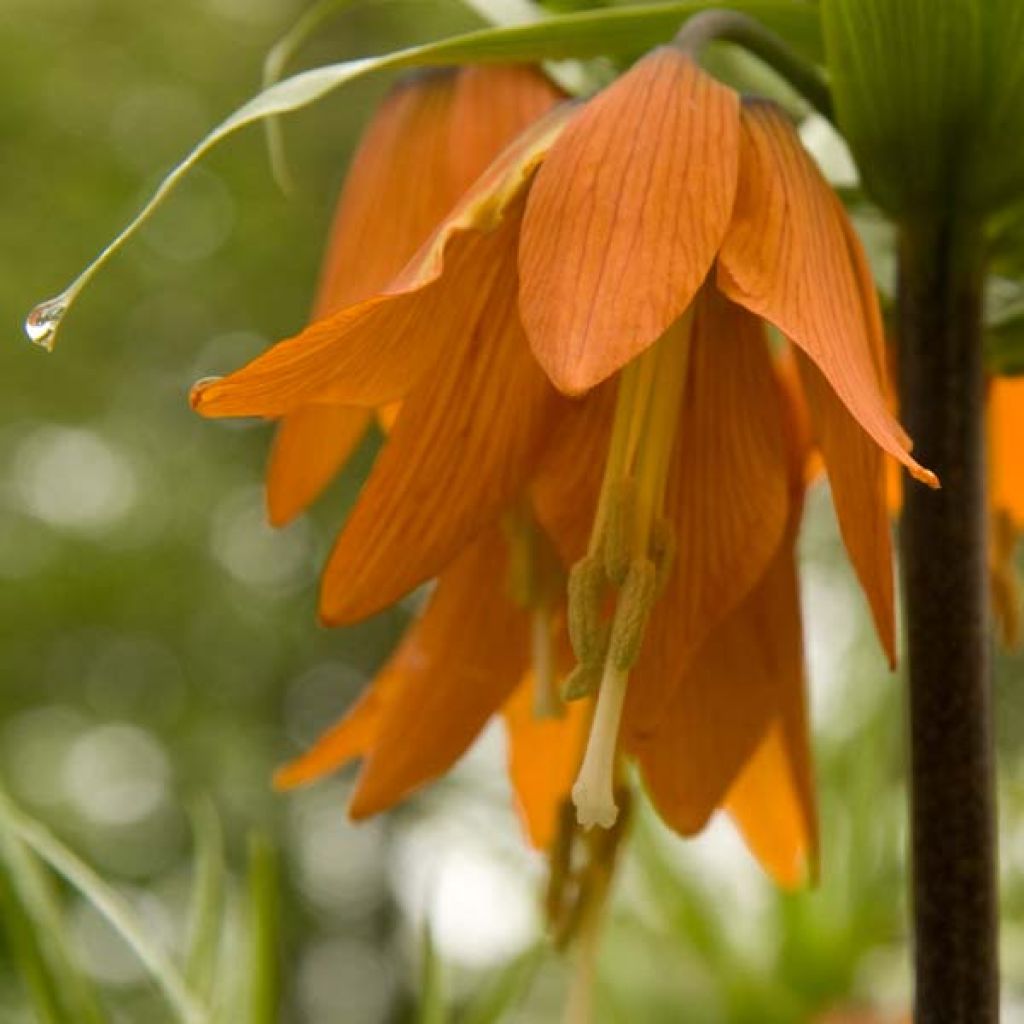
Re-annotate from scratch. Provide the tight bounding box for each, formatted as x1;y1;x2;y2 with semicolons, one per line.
897;218;998;1022
672;9;833;123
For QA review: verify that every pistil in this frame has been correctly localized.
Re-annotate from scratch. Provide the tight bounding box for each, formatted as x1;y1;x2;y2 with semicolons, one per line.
572;662;629;827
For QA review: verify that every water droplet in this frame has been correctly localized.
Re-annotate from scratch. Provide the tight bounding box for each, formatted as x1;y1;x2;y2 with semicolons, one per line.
24;294;70;352
189;376;222;410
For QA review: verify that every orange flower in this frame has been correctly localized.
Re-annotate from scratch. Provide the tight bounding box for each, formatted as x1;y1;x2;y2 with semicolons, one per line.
889;374;1024;645
193;48;937;885
266;65;565;526
274;523;592;850
987;377;1024;644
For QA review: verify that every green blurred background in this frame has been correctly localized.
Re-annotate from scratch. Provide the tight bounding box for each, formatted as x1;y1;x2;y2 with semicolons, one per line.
3;1;1024;1021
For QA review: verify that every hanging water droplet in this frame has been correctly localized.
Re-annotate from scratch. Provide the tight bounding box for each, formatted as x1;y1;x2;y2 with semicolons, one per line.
189;376;223;410
24;294;70;352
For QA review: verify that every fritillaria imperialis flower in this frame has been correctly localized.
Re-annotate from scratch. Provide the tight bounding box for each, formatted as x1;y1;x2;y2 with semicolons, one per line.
193;46;937;888
890;375;1023;645
266;65;591;854
990;377;1024;643
266;64;564;526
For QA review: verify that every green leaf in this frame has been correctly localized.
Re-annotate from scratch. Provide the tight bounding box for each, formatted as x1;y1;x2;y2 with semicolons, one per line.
245;833;280;1024
822;0;1024;216
973;0;1024;208
416;922;447;1024
262;0;365;193
821;0;984;216
26;0;821;352
0;789;207;1024
0;798;105;1024
0;868;70;1024
459;943;545;1024
183;801;226;1000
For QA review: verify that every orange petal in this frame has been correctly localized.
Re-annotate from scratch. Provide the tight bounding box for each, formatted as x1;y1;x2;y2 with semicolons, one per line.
624;289;790;738
502;658;590;850
272;659;397;789
267;67;565;520
313;71;460;316
519;49;740;394
350;530;529;818
313;65;564;318
991;376;1024;526
776;343;826;501
717;102;936;488
266;404;371;527
836;205;895;409
376;402;401;434
797;351;897;664
191;105;576;419
446;66;568;193
633;518;813;858
885;448;903;515
319;217;563;626
726;709;818;889
530;380;617;564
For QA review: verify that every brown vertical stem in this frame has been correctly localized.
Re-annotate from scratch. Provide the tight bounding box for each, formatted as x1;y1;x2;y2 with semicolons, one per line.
897;218;998;1023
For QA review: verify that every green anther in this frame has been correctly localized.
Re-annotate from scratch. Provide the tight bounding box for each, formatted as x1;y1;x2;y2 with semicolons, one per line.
561;663;602;702
649;516;677;597
609;558;658;672
567;555;608;666
601;477;638;586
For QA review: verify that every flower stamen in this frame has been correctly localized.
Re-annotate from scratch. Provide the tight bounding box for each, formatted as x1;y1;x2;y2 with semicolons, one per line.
530;607;562;718
502;502;567;719
568;305;695;828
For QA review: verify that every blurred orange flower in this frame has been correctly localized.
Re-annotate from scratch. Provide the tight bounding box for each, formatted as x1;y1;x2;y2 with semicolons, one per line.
193;48;937;887
889;374;1024;645
988;376;1024;644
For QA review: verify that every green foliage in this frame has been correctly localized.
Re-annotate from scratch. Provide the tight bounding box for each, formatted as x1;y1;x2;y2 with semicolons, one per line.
0;789;291;1024
417;925;447;1024
822;0;1024;216
246;834;281;1024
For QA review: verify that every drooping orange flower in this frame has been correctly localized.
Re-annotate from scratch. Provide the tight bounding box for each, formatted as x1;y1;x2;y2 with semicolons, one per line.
274;523;592;850
193;47;937;886
266;65;565;526
987;376;1024;645
889;373;1024;645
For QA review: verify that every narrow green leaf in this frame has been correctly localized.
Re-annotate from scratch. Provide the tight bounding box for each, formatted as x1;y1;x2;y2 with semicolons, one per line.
0;868;67;1024
0;790;207;1024
26;0;821;352
0;799;105;1024
416;922;447;1024
262;0;365;193
245;833;280;1024
459;943;545;1024
184;801;226;999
